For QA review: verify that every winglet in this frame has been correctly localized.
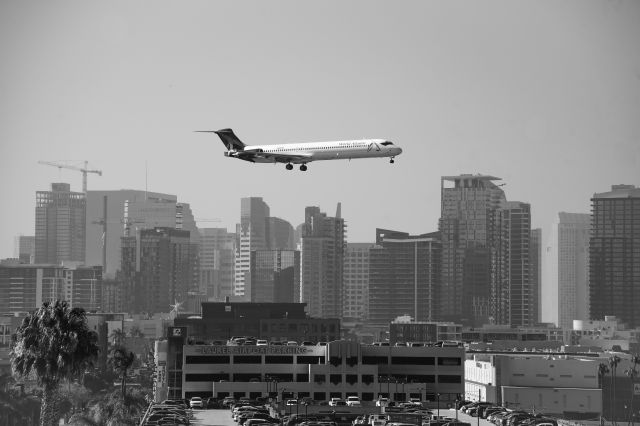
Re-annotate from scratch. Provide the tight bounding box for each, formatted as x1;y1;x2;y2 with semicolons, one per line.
195;128;246;151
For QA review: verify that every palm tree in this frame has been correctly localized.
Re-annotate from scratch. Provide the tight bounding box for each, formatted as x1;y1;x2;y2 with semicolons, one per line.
109;328;126;346
110;346;136;400
599;363;611;422
610;355;622;426
626;354;640;426
10;300;99;426
128;326;144;339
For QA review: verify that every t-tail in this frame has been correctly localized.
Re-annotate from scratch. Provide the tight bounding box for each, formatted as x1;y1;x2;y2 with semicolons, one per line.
195;128;246;151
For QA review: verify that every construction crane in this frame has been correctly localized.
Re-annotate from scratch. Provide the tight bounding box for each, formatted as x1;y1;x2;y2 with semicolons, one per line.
38;160;102;193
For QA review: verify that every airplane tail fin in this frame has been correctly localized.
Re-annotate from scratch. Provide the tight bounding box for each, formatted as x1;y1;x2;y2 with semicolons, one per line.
195;128;246;151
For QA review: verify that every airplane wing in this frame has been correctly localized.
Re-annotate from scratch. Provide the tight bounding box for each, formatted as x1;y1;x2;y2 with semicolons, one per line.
238;150;313;164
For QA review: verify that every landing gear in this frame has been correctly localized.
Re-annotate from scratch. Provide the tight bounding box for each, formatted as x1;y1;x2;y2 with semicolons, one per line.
300;164;308;171
286;163;293;170
390;157;395;164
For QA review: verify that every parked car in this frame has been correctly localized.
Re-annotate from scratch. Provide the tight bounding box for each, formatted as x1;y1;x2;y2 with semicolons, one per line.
257;339;268;346
286;399;299;406
375;397;390;407
206;397;221;409
346;396;361;407
328;397;342;407
189;396;204;408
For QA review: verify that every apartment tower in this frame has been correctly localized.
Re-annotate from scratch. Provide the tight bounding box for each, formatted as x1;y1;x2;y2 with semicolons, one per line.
439;175;505;325
368;229;441;325
589;185;640;327
300;204;345;319
557;212;590;330
234;197;270;298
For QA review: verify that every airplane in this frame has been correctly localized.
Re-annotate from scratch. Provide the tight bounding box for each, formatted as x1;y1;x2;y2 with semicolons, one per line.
196;128;402;171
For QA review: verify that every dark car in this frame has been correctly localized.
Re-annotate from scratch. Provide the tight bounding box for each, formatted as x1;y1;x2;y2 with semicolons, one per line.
206;397;221;409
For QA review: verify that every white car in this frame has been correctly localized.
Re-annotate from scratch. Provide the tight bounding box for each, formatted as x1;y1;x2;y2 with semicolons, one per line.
375;397;390;407
328;397;343;407
189;396;203;408
256;339;268;346
346;396;361;407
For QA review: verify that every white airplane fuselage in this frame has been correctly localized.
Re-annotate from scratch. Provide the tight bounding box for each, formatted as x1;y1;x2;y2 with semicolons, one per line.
228;139;402;164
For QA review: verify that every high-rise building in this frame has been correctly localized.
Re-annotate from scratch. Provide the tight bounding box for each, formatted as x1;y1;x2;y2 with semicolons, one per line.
14;235;35;264
439;175;505;325
266;217;296;250
300;204;345;319
85;190;177;277
530;228;542;324
250;250;300;303
199;228;236;299
343;243;374;322
557;213;590;330
35;183;86;265
492;201;534;327
234;197;270;298
120;227;196;314
368;229;441;325
589;184;640;327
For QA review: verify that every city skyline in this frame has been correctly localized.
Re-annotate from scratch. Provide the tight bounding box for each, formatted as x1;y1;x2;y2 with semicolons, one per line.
1;1;639;326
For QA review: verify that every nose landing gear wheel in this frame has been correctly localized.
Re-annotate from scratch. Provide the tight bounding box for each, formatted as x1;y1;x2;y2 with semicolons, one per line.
300;164;308;171
286;163;293;170
390;157;395;164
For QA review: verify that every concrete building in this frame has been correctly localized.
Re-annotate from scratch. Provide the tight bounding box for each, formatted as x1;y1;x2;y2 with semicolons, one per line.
35;183;86;265
439;175;506;325
300;205;345;319
557;212;590;330
120;227;197;314
464;353;602;418
462;324;565;351
0;315;25;375
0;263;102;315
154;332;465;404
389;320;463;345
235;198;270;298
369;229;441;325
14;235;35;264
85;190;178;278
174;302;340;344
571;317;640;353
589;184;640;327
343;243;374;322
249;250;300;303
198;227;235;300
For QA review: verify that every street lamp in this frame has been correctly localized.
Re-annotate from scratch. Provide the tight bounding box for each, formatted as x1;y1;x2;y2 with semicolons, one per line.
437;393;440;418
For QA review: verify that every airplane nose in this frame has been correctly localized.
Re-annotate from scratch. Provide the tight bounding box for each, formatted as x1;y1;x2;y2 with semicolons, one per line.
395;147;403;155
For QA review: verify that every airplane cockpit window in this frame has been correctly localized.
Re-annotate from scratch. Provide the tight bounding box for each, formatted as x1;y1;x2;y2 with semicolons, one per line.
381;141;394;146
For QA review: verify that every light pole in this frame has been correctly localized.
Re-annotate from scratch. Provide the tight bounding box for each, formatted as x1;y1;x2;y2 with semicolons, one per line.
437;393;440;419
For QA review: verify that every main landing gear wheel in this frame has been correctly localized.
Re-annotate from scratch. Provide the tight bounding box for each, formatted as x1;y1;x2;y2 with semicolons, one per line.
390;157;395;164
286;163;293;170
300;164;308;171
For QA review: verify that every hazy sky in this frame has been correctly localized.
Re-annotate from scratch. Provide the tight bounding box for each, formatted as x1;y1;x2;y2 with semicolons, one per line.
1;1;639;323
